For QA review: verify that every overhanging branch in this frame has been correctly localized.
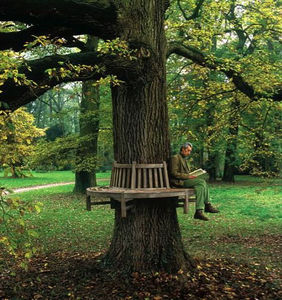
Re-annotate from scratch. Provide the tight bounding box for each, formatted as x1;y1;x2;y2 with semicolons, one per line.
0;26;88;51
167;41;281;102
0;0;118;45
0;51;140;111
177;0;205;21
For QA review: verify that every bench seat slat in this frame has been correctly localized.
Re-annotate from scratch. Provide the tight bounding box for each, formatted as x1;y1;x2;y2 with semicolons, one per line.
149;168;153;188
159;168;164;187
126;168;131;188
143;168;147;188
163;161;170;188
135;163;164;168
114;163;133;168
131;162;136;189
154;168;158;188
87;160;195;217
137;168;141;188
121;168;126;187
118;168;122;187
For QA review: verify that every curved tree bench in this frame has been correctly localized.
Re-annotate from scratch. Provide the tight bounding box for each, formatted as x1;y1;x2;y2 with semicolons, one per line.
86;161;195;217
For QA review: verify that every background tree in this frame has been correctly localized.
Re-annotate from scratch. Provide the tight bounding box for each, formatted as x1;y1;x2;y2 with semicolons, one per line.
74;36;100;193
30;83;113;174
166;0;281;180
26;83;81;135
0;0;281;273
0;108;45;177
238;100;281;177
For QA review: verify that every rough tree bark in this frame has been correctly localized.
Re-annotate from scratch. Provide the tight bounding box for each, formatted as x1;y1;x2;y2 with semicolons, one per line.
102;0;195;273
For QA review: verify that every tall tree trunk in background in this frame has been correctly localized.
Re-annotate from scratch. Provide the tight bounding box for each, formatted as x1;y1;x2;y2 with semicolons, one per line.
204;103;217;182
103;0;195;273
222;96;240;182
74;36;100;193
205;152;217;181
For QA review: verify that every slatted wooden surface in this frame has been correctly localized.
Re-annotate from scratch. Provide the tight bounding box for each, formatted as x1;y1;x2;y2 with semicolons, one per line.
110;161;170;189
87;161;195;217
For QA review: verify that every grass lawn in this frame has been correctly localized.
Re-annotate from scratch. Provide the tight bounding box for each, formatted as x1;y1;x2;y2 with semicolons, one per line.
0;176;281;299
0;170;111;189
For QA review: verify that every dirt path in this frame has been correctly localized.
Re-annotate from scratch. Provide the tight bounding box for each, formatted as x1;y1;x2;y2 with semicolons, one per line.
12;178;110;193
12;182;75;193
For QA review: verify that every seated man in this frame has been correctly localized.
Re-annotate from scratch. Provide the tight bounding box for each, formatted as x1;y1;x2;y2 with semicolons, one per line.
169;142;219;221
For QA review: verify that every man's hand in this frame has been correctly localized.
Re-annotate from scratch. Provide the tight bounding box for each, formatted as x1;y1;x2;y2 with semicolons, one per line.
188;175;197;179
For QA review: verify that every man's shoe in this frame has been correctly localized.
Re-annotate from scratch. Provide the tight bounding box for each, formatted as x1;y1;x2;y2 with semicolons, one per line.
205;202;219;213
194;209;209;221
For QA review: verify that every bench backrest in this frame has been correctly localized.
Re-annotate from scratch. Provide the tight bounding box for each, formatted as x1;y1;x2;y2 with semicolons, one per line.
110;161;170;189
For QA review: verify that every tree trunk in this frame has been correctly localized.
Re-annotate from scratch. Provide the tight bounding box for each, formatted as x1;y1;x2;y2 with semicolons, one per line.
104;199;193;273
222;143;237;182
10;165;18;178
103;0;195;273
222;97;240;182
74;36;100;193
222;131;238;182
205;153;217;182
74;170;96;193
203;95;217;181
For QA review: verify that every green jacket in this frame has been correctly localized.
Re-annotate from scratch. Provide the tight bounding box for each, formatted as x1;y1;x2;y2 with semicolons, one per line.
169;153;191;187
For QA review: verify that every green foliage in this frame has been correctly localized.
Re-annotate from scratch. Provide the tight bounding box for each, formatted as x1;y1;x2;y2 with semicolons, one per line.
98;38;137;60
31;135;78;171
0;188;42;271
45;62;98;81
26;83;82;134
95;85;113;170
0;108;45;177
0;50;36;91
0;26;44;94
166;0;281;177
31;134;110;172
238;101;281;177
43;38;134;85
29;83;113;173
1;1;280;179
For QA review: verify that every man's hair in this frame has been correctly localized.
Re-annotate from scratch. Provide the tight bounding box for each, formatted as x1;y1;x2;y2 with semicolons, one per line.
180;142;193;152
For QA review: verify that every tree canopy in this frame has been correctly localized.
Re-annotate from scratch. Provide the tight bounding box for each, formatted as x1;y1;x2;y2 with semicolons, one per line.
0;0;281;273
0;0;281;112
0;107;45;177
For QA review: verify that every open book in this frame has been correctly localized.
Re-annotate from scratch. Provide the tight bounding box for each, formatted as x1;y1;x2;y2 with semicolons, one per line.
189;168;207;177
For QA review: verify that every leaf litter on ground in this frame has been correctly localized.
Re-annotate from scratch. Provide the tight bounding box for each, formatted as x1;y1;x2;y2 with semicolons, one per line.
0;251;281;300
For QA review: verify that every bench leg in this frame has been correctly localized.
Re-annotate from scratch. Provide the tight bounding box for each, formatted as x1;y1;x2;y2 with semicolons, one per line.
110;198;117;209
86;195;91;211
184;191;189;214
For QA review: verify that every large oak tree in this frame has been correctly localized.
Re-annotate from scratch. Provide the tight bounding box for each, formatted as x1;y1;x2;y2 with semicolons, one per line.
0;0;281;272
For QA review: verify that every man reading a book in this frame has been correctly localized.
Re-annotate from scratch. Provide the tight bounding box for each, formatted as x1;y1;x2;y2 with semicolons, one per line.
169;142;219;221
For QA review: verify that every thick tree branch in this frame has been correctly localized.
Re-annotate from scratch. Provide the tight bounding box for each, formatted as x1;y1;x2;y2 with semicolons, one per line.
167;42;206;65
0;26;88;51
63;36;88;51
0;0;118;47
0;51;140;111
167;41;281;102
177;0;205;21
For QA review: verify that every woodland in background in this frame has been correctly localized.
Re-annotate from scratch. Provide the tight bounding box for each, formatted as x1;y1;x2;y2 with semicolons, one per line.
0;0;280;184
0;0;281;274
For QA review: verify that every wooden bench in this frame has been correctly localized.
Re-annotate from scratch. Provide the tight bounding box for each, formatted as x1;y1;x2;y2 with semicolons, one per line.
86;161;195;217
